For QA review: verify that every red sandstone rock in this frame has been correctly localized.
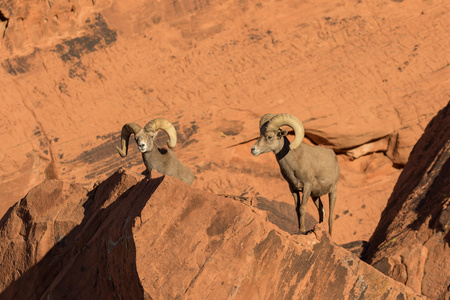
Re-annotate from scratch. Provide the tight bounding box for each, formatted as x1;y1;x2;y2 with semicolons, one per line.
0;0;449;247
366;103;450;299
0;169;423;299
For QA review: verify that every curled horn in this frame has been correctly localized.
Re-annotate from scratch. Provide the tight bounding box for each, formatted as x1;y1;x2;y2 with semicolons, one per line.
144;118;177;149
259;113;275;129
267;113;305;150
116;123;142;157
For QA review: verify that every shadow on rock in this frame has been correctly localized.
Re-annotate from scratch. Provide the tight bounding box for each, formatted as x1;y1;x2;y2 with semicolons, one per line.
0;169;162;300
220;194;318;234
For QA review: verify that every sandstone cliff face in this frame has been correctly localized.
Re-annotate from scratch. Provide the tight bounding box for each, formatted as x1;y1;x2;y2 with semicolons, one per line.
0;180;87;293
1;0;449;246
366;103;450;299
0;169;423;299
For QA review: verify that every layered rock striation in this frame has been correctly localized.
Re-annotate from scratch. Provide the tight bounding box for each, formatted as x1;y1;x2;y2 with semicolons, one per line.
0;169;423;299
366;103;450;299
1;0;449;222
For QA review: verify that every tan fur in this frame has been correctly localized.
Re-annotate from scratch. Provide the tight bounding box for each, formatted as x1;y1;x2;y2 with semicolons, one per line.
117;119;194;185
251;113;339;235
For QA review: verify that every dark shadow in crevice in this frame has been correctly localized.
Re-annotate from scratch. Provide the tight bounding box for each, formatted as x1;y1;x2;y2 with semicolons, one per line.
365;103;450;262
0;10;9;39
0;169;163;299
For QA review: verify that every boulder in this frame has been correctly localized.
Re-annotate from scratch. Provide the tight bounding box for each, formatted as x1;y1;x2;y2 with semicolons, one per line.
366;103;450;299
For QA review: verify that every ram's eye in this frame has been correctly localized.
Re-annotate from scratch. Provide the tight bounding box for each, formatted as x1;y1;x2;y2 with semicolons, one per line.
266;135;273;140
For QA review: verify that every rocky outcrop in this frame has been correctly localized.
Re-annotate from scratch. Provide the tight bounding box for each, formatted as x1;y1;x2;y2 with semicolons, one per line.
366;103;450;299
0;0;449;225
0;180;88;294
0;169;423;299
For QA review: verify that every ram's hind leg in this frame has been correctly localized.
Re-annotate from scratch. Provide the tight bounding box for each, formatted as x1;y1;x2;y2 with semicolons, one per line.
312;196;325;223
328;188;337;236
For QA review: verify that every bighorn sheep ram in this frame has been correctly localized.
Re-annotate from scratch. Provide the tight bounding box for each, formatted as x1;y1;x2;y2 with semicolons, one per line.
251;113;340;235
116;118;194;185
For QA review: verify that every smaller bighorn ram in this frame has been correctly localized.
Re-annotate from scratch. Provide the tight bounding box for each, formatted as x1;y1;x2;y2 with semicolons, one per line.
251;113;340;235
116;118;194;185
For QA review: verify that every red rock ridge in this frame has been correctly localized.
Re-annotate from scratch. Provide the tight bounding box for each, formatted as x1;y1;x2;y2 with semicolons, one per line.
0;169;423;299
1;0;449;245
366;102;450;299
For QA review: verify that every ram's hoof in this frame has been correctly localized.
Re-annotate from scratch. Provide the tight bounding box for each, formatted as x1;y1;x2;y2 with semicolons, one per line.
298;229;307;235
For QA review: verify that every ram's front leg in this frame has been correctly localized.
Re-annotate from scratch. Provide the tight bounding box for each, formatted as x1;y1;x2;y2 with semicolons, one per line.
298;183;312;234
289;185;301;232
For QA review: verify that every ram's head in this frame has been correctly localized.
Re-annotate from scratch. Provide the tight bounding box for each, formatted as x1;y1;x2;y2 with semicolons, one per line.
116;118;177;157
251;113;305;156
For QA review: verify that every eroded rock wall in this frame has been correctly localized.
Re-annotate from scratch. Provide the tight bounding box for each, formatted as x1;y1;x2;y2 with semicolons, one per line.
0;170;423;299
366;103;450;299
0;0;449;224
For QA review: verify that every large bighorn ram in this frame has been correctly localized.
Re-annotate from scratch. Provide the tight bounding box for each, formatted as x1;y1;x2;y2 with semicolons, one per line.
116;118;194;185
251;113;340;235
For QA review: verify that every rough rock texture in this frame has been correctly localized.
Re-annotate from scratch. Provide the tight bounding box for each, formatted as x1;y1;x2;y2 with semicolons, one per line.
1;0;449;245
366;103;450;299
0;180;87;293
0;169;423;299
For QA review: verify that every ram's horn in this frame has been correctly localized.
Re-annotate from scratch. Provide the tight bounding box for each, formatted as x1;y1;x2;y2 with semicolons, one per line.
116;123;142;157
266;113;305;150
259;113;275;129
144;118;177;149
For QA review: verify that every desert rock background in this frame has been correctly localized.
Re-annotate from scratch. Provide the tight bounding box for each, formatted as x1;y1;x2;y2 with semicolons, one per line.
365;103;450;299
0;0;449;298
0;169;427;299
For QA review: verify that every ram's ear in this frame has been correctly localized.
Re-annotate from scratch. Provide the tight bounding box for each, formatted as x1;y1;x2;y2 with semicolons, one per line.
277;130;288;138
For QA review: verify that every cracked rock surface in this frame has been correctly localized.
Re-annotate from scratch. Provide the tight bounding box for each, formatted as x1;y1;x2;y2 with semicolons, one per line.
366;103;450;299
0;0;449;245
0;169;423;299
